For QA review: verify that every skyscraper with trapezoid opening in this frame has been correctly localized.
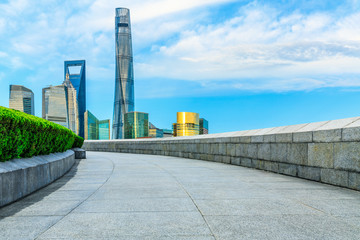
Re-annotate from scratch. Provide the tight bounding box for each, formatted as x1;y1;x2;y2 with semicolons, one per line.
112;7;135;139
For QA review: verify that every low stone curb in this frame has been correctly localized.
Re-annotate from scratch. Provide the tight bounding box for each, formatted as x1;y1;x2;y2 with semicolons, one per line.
72;148;86;159
0;150;75;207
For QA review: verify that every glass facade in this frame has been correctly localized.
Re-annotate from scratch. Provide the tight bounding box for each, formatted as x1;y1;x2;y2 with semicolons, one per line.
113;8;135;139
200;118;209;135
64;60;86;138
162;129;173;138
9;85;34;115
99;120;110;140
42;85;68;128
173;112;199;137
124;112;148;139
84;110;110;140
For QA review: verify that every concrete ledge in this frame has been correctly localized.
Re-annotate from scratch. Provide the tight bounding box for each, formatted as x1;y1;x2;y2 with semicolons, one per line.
0;150;75;207
83;116;360;191
72;148;86;159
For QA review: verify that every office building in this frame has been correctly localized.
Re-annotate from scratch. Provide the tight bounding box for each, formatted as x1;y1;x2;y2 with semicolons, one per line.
42;85;68;128
113;8;135;139
99;120;111;140
149;122;164;138
84;110;111;140
64;60;86;138
162;129;173;138
173;112;199;137
124;112;148;139
63;73;79;135
9;85;34;115
200;118;209;134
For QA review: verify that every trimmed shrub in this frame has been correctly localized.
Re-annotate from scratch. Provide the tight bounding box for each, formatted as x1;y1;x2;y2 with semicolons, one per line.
0;106;84;162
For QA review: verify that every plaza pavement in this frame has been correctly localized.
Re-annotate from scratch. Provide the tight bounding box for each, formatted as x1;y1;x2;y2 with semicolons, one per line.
0;151;360;239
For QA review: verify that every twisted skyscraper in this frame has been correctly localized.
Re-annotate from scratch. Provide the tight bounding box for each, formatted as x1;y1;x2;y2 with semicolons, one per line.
112;8;135;139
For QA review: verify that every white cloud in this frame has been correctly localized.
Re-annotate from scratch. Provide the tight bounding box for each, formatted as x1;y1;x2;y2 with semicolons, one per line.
134;3;360;92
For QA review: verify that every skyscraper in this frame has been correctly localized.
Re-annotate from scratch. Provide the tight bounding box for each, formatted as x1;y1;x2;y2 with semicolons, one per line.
124;112;148;139
9;85;34;115
63;73;79;135
64;60;86;138
42;85;68;128
173;112;200;137
84;110;111;140
113;8;135;139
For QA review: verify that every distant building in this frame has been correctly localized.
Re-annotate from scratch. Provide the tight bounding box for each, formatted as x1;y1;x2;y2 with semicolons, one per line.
64;60;86;138
9;85;34;115
162;129;173;138
113;8;135;139
124;112;148;139
200;118;209;135
99;120;111;140
63;73;79;135
42;85;68;128
173;112;199;137
84;110;110;140
149;122;164;138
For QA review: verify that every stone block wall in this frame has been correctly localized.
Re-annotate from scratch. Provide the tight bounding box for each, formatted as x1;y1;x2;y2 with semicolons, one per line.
83;117;360;191
0;150;75;207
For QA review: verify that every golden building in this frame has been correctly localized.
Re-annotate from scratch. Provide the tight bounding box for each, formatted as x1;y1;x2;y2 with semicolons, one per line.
173;112;199;137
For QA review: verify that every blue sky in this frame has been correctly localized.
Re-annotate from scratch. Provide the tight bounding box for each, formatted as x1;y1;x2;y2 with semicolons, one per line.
1;0;360;133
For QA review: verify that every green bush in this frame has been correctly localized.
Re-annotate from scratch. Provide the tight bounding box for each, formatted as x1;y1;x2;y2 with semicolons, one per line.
0;106;84;162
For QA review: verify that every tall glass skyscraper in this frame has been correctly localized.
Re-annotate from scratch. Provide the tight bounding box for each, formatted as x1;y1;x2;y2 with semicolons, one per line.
112;8;135;139
9;85;34;115
42;85;68;128
64;60;86;138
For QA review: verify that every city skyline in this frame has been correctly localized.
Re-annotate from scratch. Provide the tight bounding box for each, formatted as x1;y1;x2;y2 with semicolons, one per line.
1;1;360;133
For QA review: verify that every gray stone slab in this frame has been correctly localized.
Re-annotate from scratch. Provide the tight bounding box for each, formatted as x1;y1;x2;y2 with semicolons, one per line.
313;129;342;142
301;198;360;216
275;133;292;143
308;143;334;168
321;169;349;187
37;212;212;239
342;126;360;141
205;214;360;240
258;143;271;160
278;163;297;176
74;198;197;213
72;148;86;159
0;199;80;217
297;165;321;181
270;143;288;163
288;143;308;165
293;131;313;142
316;117;360;130
349;172;360;190
0;216;62;240
196;198;319;216
334;142;360;172
295;120;329;132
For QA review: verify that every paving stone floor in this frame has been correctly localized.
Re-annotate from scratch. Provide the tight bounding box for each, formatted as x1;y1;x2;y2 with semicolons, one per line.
1;151;360;240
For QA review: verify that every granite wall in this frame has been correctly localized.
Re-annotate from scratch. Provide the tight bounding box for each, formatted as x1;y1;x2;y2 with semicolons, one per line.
83;117;360;191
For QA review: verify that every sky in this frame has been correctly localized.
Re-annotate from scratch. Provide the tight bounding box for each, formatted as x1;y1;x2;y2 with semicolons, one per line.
0;0;360;133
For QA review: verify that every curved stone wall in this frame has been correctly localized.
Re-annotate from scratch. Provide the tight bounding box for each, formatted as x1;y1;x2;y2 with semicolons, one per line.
0;150;75;207
83;117;360;191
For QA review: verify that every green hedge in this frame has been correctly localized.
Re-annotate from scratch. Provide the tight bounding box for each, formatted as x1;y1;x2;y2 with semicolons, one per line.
0;106;84;162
